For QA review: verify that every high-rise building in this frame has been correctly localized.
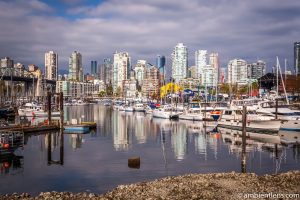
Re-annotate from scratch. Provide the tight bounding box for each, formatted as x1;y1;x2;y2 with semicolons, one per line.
91;61;97;76
209;53;219;82
227;59;248;84
156;55;166;69
112;51;131;92
68;51;83;82
294;42;300;75
45;51;58;80
0;57;14;68
195;50;207;80
247;60;266;79
102;58;113;85
172;43;188;82
219;68;226;83
134;60;147;86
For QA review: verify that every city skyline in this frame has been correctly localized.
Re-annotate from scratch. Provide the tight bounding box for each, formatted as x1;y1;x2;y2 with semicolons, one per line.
0;0;299;73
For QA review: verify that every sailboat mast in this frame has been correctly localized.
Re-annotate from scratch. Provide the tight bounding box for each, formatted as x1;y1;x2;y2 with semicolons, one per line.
276;57;279;97
277;57;289;105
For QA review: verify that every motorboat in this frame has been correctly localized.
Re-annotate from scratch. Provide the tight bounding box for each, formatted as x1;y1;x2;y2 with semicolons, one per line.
179;107;203;121
152;105;181;119
218;108;281;133
134;103;145;112
18;102;60;117
125;105;134;112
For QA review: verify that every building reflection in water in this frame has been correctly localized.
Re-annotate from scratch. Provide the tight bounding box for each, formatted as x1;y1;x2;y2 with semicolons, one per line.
171;122;187;161
69;134;83;150
112;112;131;151
134;113;147;144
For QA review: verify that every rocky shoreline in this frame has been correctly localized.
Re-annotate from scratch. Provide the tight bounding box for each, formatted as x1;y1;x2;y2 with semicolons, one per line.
1;171;299;200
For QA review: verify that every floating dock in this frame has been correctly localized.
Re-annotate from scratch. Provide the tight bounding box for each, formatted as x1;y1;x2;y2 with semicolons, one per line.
0;125;59;133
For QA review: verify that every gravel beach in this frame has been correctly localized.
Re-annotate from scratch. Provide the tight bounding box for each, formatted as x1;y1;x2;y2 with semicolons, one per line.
1;171;299;200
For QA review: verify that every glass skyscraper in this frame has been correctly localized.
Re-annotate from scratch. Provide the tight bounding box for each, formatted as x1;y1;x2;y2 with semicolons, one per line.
156;55;165;71
91;61;97;76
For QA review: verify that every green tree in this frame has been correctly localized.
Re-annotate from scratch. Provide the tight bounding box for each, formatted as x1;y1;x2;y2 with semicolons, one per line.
99;91;106;97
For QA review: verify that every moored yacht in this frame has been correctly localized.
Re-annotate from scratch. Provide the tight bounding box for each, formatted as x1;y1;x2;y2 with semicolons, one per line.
218;108;281;133
152;105;181;119
179;107;203;121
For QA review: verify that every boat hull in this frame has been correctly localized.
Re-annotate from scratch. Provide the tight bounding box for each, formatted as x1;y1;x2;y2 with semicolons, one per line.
217;119;281;133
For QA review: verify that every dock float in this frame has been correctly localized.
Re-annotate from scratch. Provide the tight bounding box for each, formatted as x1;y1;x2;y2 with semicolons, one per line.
0;125;59;133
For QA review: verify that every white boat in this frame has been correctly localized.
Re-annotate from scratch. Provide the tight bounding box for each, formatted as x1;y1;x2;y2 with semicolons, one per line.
152;105;181;119
145;106;153;114
18;102;42;116
118;105;125;111
256;100;300;131
218;108;281;133
18;102;60;117
179;107;203;121
125;106;134;112
134;103;145;112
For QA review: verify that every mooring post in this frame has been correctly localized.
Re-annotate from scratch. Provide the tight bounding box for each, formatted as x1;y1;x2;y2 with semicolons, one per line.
275;99;278;120
47;133;52;165
47;92;51;125
241;105;247;173
60;128;64;165
59;92;64;129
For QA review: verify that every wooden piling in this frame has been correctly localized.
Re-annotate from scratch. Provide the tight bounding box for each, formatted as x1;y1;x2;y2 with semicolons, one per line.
275;99;278;120
59;92;64;129
47;92;51;125
128;157;140;169
241;105;247;173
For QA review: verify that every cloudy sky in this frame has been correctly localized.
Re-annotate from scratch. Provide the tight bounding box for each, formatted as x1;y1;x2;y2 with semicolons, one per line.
0;0;299;74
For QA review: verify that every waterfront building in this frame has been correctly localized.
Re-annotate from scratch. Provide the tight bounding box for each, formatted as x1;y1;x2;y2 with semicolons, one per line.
56;80;100;98
68;51;83;82
134;60;147;87
172;43;188;83
202;65;217;87
247;60;266;79
113;51;131;92
195;50;207;80
227;59;248;85
45;51;58;80
294;42;300;75
178;78;201;91
123;70;138;98
141;66;161;98
91;61;97;77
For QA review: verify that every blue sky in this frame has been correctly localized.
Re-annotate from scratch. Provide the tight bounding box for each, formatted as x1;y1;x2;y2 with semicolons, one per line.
0;0;299;75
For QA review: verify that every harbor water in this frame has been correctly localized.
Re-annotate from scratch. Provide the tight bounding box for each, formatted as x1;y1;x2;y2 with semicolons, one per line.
0;104;299;195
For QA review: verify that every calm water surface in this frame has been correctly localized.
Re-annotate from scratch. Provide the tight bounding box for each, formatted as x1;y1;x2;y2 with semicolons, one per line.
0;104;299;195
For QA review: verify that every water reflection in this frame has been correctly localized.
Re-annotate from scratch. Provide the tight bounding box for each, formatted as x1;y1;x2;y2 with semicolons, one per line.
0;154;23;175
0;105;299;195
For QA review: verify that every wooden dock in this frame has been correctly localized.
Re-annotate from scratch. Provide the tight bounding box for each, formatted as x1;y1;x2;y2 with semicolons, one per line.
0;125;59;133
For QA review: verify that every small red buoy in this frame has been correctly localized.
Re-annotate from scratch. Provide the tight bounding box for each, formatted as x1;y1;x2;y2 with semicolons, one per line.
3;162;10;168
3;143;9;149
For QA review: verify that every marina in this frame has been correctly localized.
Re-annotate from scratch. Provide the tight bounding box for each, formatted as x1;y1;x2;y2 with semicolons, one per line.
0;104;299;195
